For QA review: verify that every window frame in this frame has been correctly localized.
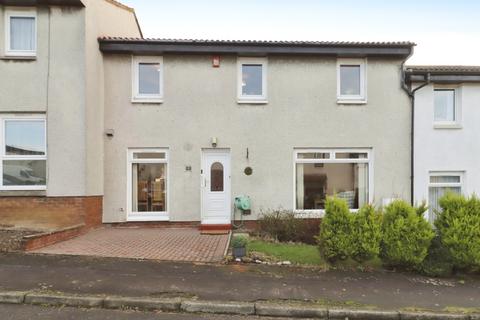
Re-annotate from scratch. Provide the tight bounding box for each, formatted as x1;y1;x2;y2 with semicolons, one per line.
131;56;164;103
0;115;47;191
293;148;373;215
427;171;464;222
337;58;367;104
4;7;37;57
237;57;268;104
433;87;461;128
126;148;169;221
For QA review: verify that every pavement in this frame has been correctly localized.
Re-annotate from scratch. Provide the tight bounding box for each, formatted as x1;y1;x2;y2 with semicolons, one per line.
0;304;283;320
0;253;479;312
32;227;229;262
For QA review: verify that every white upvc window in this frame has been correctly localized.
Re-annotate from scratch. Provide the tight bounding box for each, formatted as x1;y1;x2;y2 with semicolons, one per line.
433;87;461;128
337;58;367;104
428;171;463;223
294;149;372;214
237;57;268;103
132;56;163;103
4;8;37;57
0;116;47;191
127;149;169;221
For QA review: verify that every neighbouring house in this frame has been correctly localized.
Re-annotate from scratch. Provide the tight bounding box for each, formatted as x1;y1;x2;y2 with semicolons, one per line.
0;0;141;236
406;66;480;222
98;38;414;227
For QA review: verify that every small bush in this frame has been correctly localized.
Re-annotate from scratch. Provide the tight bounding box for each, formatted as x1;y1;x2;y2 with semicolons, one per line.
317;197;353;262
258;209;319;244
380;200;434;269
418;236;454;277
435;193;480;269
351;204;382;262
231;235;248;248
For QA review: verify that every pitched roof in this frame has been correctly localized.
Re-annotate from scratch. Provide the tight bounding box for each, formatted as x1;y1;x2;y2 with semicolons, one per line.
406;65;480;74
405;65;480;83
0;0;84;6
99;37;415;58
99;37;415;47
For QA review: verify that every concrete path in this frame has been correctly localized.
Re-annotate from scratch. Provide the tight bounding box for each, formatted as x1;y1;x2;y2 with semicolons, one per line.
32;228;229;263
1;253;479;311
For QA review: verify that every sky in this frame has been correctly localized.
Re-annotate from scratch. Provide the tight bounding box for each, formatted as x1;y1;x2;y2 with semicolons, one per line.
120;0;480;66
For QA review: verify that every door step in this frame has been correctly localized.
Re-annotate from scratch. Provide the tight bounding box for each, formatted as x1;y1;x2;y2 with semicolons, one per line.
199;224;232;235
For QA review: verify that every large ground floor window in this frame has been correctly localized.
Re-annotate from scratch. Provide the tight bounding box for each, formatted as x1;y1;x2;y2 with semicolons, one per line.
0;116;46;190
428;171;463;223
127;149;168;221
295;149;371;210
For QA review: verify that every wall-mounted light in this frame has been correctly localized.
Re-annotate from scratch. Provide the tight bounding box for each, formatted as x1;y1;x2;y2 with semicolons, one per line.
211;137;218;148
105;129;114;138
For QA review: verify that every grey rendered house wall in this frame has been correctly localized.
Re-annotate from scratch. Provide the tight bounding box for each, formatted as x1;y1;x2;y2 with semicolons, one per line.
102;54;411;223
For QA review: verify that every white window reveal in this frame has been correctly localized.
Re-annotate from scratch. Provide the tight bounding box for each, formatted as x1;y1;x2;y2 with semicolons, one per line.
0;116;46;190
132;56;163;103
127;149;168;221
433;88;460;127
337;58;367;103
5;8;37;57
237;57;267;103
294;149;372;212
428;172;463;223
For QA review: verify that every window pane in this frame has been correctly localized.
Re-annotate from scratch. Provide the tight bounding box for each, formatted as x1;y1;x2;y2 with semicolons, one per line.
335;152;368;159
340;65;361;95
5;121;45;156
3;160;46;186
430;175;461;184
210;162;224;192
138;63;160;95
133;152;166;160
296;162;368;210
10;16;35;51
132;163;166;212
434;90;455;122
242;64;263;96
428;186;461;223
297;152;330;159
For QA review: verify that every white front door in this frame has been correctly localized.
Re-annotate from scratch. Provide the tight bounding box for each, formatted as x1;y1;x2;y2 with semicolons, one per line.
201;149;231;225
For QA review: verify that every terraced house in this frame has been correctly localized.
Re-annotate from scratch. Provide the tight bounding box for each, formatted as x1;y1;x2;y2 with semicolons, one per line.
406;66;480;222
1;0;419;244
98;38;414;227
0;0;141;239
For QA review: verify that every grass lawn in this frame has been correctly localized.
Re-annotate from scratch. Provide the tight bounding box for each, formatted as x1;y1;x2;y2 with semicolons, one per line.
247;239;325;265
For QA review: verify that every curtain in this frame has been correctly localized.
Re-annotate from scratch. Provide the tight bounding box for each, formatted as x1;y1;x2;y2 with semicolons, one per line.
295;163;304;209
356;163;369;207
132;164;138;212
428;186;461;223
10;17;35;51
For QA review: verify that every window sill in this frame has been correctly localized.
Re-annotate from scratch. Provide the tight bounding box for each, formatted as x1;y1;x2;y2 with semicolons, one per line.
131;98;164;104
0;190;46;197
1;54;37;61
237;99;268;105
127;214;169;222
433;123;462;130
337;99;367;105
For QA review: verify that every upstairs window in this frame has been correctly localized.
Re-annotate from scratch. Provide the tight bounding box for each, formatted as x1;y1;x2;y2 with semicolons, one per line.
434;89;457;125
237;57;267;103
5;8;37;57
0;117;46;190
132;56;163;103
337;59;366;103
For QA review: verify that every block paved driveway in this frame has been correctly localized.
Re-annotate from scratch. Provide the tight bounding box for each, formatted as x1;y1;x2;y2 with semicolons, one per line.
32;228;229;263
